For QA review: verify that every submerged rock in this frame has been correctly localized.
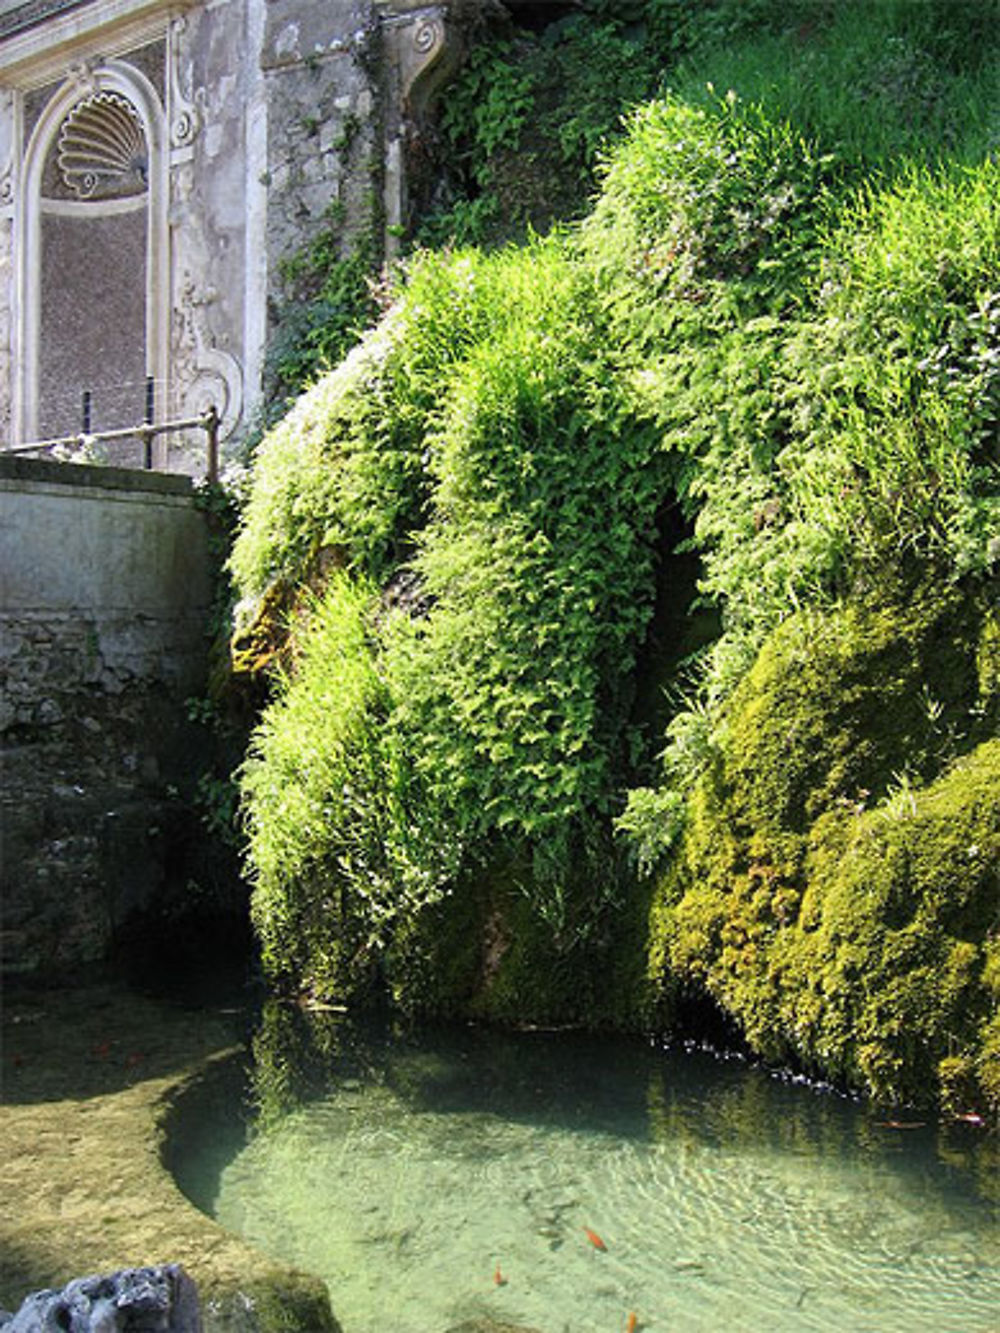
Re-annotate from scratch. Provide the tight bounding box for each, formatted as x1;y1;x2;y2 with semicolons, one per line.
0;1265;200;1332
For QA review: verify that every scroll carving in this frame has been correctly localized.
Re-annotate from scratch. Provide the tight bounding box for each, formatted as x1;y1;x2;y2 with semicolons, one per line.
168;16;206;150
0;89;13;206
379;4;458;128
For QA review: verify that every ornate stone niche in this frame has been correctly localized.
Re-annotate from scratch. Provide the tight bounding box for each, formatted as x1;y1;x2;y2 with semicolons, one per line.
16;55;169;453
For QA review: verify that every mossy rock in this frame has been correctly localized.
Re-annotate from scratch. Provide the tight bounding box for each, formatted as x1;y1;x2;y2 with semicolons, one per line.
649;578;1000;1111
230;545;348;684
383;845;652;1030
714;577;995;837
794;740;1000;1107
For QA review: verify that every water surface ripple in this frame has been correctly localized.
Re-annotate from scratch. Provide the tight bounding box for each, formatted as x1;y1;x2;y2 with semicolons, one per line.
185;1023;998;1333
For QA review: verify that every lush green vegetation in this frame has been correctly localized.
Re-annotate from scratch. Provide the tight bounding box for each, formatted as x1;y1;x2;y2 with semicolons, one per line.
648;584;999;1111
230;0;1000;1112
423;0;1000;248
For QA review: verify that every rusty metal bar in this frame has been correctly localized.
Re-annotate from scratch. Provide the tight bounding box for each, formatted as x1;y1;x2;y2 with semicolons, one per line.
4;408;221;480
143;376;155;469
203;403;220;485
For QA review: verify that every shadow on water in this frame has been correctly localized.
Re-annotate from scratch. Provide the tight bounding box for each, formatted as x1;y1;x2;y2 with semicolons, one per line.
161;1049;254;1215
170;998;1000;1220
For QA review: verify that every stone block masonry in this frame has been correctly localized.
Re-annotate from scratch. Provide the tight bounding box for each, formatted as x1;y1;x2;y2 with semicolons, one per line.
0;454;213;978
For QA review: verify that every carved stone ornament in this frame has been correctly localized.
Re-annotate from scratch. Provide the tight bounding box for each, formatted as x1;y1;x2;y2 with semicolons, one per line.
380;4;458;126
66;58;101;98
57;92;148;198
168;15;206;151
172;274;243;441
0;88;13;205
412;10;445;64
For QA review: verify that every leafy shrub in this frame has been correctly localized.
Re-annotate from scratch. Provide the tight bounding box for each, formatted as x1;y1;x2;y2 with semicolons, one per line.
595;101;1000;867
236;236;670;994
241;573;461;998
232;247;546;601
264;249;377;410
420;16;665;246
671;0;1000;165
234;11;1000;1099
385;245;665;851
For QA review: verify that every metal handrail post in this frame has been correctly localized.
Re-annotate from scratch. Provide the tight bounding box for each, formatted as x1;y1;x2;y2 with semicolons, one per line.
143;376;155;469
202;404;220;485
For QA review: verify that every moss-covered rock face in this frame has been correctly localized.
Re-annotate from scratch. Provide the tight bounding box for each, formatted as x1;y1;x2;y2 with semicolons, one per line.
649;579;1000;1112
381;843;654;1030
229;9;999;1109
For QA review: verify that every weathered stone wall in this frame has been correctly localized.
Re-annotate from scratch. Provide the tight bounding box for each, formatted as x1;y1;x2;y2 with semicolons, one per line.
169;0;263;455
0;454;213;978
261;0;378;280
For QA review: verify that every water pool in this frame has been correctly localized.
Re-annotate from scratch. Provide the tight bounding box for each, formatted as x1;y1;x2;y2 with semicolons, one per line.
171;1015;999;1333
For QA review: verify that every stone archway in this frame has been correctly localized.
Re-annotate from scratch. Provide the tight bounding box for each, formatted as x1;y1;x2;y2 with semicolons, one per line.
15;59;168;455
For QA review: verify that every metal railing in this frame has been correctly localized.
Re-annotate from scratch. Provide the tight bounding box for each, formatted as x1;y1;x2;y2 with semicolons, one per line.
5;403;221;484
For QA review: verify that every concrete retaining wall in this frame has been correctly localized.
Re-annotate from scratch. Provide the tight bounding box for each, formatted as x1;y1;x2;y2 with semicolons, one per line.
0;455;214;978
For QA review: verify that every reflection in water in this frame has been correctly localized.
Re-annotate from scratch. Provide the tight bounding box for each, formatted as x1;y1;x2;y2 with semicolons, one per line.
172;1004;999;1333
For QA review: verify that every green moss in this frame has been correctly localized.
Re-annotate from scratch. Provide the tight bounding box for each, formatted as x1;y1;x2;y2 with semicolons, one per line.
649;583;1000;1110
227;1274;339;1333
382;844;653;1031
792;741;1000;1108
718;577;994;835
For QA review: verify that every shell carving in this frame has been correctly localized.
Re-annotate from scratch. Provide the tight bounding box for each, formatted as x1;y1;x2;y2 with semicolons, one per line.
58;93;147;199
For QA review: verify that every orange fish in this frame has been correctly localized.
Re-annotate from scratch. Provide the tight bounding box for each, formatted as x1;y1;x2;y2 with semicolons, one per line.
627;1314;638;1333
583;1227;607;1252
493;1264;506;1287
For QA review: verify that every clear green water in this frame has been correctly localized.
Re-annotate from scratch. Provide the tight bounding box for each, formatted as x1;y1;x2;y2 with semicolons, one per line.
175;1020;999;1333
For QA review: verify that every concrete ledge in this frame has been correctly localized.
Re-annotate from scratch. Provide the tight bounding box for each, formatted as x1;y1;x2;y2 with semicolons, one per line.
0;456;209;619
0;453;195;496
0;985;341;1333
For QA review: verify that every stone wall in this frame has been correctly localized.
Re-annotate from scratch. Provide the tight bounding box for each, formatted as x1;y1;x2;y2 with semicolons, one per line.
260;0;378;280
0;454;213;978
